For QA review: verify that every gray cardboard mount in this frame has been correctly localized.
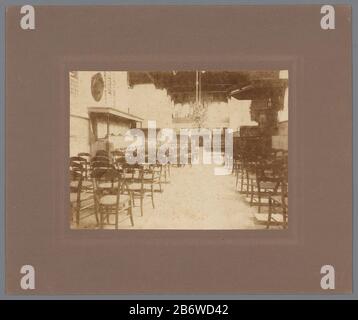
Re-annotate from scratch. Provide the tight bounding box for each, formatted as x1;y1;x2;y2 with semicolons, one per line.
1;1;356;298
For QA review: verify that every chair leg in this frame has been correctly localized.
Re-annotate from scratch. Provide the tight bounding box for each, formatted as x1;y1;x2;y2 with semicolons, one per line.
132;192;135;206
129;206;134;226
240;170;244;192
70;206;74;224
283;207;287;229
140;194;144;216
106;207;110;223
76;201;80;227
258;187;261;213
99;208;104;229
151;185;155;209
235;169;239;189
250;180;254;206
246;172;250;196
115;212;118;230
94;201;99;226
267;197;272;229
258;200;261;213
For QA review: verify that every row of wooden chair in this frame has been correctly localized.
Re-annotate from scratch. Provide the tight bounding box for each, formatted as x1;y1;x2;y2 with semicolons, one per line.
74;150;171;184
70;150;171;228
234;149;288;229
91;168;133;229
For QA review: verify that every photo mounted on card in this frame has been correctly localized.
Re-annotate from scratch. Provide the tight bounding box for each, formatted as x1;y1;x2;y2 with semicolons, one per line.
5;5;352;294
69;70;288;230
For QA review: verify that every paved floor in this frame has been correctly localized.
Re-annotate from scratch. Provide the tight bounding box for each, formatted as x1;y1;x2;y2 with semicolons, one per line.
72;163;268;230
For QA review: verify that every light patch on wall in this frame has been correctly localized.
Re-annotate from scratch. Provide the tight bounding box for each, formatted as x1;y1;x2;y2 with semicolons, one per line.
278;87;289;122
279;70;288;79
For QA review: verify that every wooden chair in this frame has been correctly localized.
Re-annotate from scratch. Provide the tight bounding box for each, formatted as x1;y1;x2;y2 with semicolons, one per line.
124;165;155;216
267;156;288;228
235;137;266;195
163;163;171;183
70;156;92;190
250;155;284;213
96;150;109;157
267;181;288;229
92;168;133;229
90;156;112;174
91;160;112;169
91;155;110;163
70;156;87;176
162;149;171;181
111;150;126;163
239;153;258;197
234;153;244;190
113;153;127;172
77;152;91;179
70;165;96;227
151;163;163;193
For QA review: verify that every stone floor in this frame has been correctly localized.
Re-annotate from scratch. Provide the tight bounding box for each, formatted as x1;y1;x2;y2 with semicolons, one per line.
71;164;273;230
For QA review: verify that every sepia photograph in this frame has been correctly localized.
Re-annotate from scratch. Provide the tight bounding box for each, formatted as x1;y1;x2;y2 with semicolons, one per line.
4;2;354;296
69;70;288;230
